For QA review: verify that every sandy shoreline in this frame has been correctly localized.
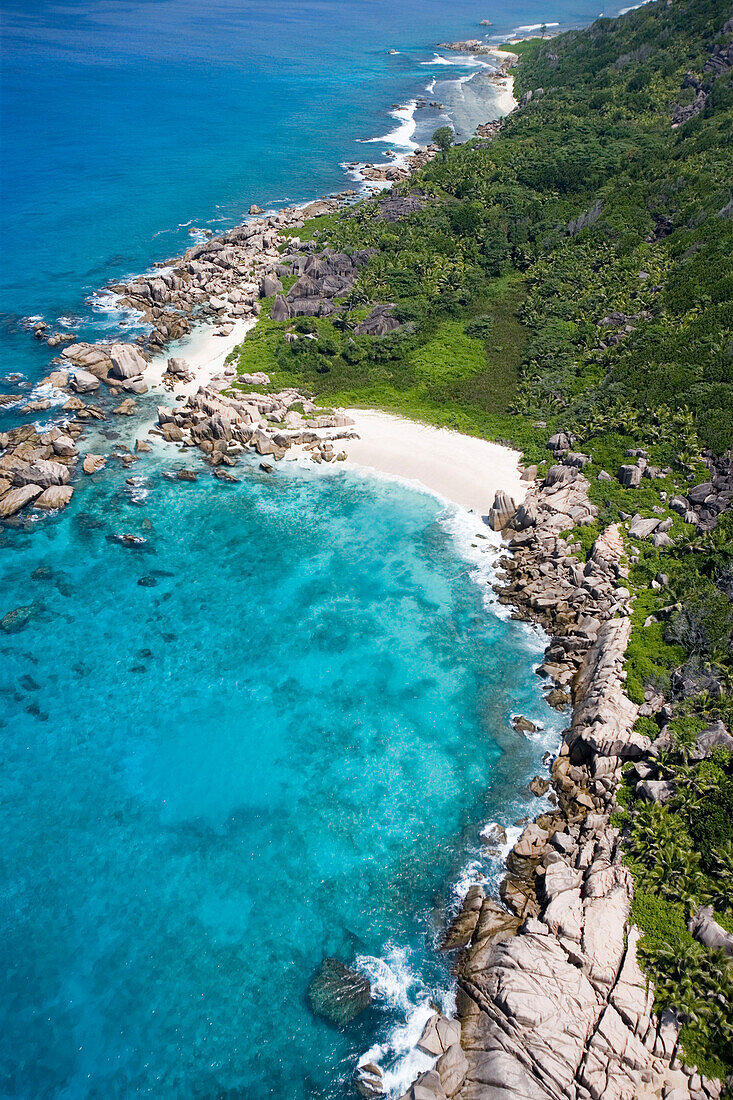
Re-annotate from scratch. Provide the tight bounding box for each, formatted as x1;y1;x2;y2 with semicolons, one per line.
338;408;527;514
142;325;527;515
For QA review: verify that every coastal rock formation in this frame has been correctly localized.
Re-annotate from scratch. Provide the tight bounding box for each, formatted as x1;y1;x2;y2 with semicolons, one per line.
83;454;107;475
153;383;355;469
34;484;74;510
0;483;43;517
487;489;517;531
393;468;722;1100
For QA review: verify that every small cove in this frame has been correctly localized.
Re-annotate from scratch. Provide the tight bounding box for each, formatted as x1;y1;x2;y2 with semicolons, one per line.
1;456;562;1097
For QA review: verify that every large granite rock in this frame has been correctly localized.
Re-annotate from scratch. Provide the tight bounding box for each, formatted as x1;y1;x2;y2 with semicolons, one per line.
487;490;516;532
0;483;43;517
689;906;733;957
13;459;71;489
69;368;100;393
399;1070;447;1100
34;484;74;510
109;343;147;380
417;1013;461;1057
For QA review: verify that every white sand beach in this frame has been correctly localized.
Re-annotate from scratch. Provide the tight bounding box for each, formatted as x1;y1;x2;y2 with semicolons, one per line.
143;327;526;516
146;318;256;397
337;408;528;514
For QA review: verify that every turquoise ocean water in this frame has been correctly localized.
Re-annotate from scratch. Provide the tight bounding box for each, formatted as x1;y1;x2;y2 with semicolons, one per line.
1;0;628;1095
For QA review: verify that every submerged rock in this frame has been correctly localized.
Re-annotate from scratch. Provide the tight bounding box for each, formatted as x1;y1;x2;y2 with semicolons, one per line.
307;957;371;1026
1;604;37;633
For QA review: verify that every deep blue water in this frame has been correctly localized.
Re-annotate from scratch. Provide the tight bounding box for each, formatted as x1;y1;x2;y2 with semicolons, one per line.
1;0;624;1096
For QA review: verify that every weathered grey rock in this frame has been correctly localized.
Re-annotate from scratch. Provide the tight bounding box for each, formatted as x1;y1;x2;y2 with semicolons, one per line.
547;432;571;453
617;464;642;488
83;454;107;475
513;822;549;858
636;779;675;803
691;719;733;759
307;957;371;1025
610;926;654;1035
270;294;292;321
628;515;660;539
13;459;71;489
687;481;713;505
109;343;147;380
51;434;77;457
689;906;733;957
0;483;43;517
488;490;516;531
565;452;591;468
113;397;138;416
69;368;100;393
480;823;507;847
417;1013;461;1056
34;485;74;510
62;342;111;373
355;1062;384;1098
512;500;537;531
260;273;283;297
436;1044;468;1098
240;372;271;386
399;1070;447;1100
166;357;189;376
355;305;401;336
442;885;484;950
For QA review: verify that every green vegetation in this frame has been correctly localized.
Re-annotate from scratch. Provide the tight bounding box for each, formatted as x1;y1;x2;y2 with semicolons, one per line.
432;125;454;161
235;2;733;1073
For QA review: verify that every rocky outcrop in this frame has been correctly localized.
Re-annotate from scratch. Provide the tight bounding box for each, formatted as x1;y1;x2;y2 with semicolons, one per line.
354;304;401;336
34;484;74;510
487;489;517;532
0;423;82;522
689;907;733;958
0;483;43;517
154;384;354;468
394;469;722;1100
82;454;107;475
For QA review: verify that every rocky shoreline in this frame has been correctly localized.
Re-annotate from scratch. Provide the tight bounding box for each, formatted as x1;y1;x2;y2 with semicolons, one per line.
382;462;725;1100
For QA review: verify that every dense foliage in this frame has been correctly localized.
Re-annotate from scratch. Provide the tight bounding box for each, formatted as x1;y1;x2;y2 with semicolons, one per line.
614;513;733;1079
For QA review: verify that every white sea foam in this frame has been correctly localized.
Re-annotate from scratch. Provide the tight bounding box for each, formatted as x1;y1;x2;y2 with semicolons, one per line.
358;101;418;151
420;54;457;66
617;0;653;13
124;476;150;505
355;946;453;1098
512;21;560;33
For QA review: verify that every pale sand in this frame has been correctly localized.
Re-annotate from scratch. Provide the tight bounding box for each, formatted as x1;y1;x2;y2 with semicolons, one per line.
336;408;528;515
141;330;525;516
146;318;256;398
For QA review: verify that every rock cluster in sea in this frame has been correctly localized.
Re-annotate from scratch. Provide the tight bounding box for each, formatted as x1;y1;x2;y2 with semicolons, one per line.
154;378;355;467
